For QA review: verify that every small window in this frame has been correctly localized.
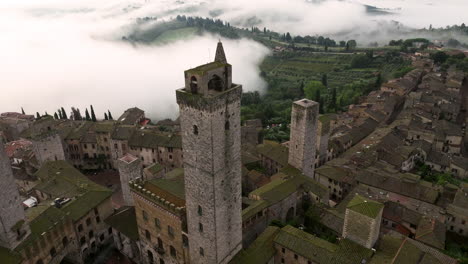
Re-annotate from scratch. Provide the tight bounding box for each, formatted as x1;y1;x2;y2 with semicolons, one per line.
281;247;285;253
170;246;176;257
62;237;69;247
198;205;203;216
199;247;204;256
145;230;151;241
193;125;198;135
88;230;94;239
86;218;91;226
96;216;101;223
168;226;175;238
294;254;298;260
199;223;203;233
143;210;148;221
155;218;161;229
50;247;57;257
78;224;83;232
80;236;86;246
108;227;112;235
225;121;230;130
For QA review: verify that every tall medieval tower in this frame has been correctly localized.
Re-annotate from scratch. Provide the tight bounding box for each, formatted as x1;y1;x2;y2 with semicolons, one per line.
288;99;319;178
0;141;30;249
176;42;242;264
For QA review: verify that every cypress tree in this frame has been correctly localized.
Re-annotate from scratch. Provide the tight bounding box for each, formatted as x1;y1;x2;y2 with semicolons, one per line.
90;105;97;122
108;110;113;120
54;112;59;119
321;74;328;87
61;107;68;119
21;107;25;115
58;109;63;119
330;87;337;111
104;113;108;120
85;109;91;121
36;112;40;119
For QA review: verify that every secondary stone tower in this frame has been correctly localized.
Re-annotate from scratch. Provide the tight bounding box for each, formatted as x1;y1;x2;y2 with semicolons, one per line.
288;99;319;178
0;141;30;249
118;153;142;206
176;42;242;264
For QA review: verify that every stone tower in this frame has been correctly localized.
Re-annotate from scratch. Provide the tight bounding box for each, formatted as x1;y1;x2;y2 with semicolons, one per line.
0;141;30;249
32;133;66;166
118;153;142;206
176;42;242;264
288;99;319;178
342;194;383;249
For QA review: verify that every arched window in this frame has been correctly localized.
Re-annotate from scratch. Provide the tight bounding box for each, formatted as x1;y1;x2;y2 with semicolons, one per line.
198;205;203;216
225;121;230;130
193;125;198;135
170;245;176;257
208;75;224;91
147;250;154;264
190;76;198;94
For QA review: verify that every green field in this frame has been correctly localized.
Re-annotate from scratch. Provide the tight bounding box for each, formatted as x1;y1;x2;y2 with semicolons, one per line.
152;27;199;44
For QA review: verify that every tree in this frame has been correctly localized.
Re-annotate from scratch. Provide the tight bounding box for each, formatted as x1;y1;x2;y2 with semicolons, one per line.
61;107;68;119
346;40;357;50
104;113;108;120
304;81;326;112
90;105;97;122
330;87;337;111
71;107;82;120
21;107;25;115
339;41;346;47
351;54;372;68
108;110;114;120
299;81;305;97
285;32;292;42
431;51;449;64
85;109;91;121
263;27;267;34
375;73;382;88
321;74;328;87
54;112;59;120
58;109;63;119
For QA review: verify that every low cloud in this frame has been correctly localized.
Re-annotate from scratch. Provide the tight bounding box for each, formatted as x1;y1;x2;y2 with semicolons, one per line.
0;1;269;120
1;0;466;120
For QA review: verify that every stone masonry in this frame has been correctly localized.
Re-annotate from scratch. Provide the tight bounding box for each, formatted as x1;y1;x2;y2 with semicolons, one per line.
0;141;30;249
32;133;66;166
288;99;319;178
176;42;242;264
118;153;142;206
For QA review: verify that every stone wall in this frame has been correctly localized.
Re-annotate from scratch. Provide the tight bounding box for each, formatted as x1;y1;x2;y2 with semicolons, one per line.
177;85;243;264
288;100;319;179
132;193;189;264
0;141;30;250
342;208;382;249
118;155;142;206
33;133;66;166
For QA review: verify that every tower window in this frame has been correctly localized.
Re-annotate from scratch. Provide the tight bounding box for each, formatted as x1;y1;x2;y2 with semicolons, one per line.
199;223;203;233
208;74;224;91
198;205;203;216
190;76;198;94
225;121;230;130
199;247;204;256
193;125;198;135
